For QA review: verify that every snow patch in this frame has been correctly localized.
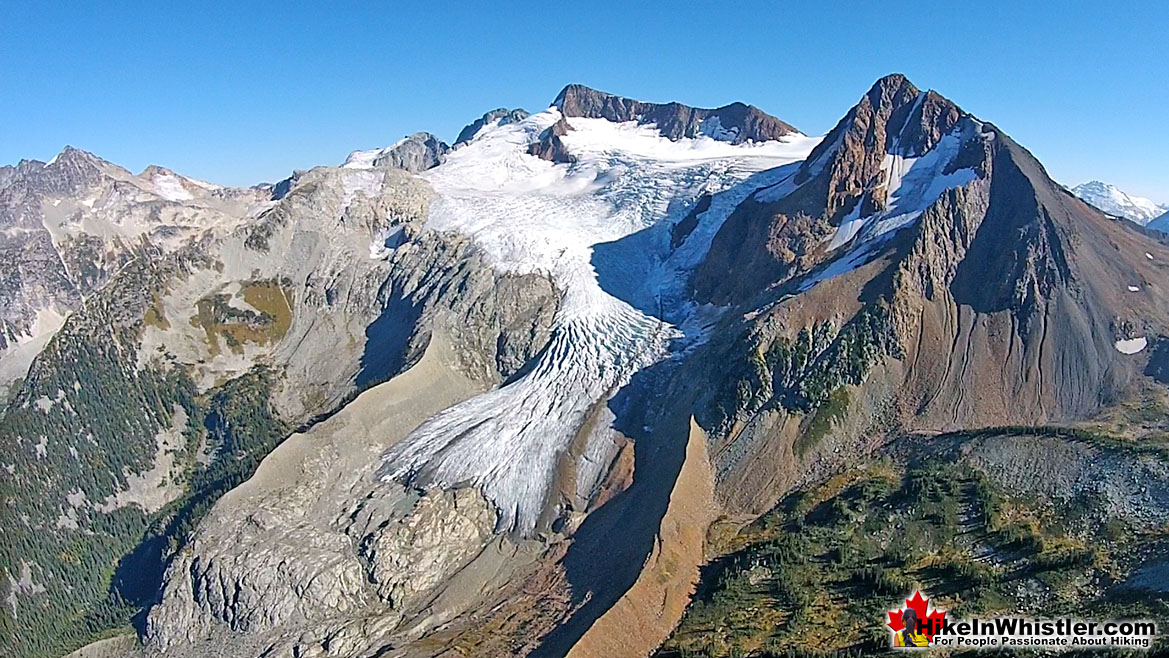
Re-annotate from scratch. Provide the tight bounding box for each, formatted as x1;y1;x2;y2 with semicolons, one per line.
340;169;384;205
343;137;407;169
699;116;740;142
152;173;194;202
1115;337;1148;355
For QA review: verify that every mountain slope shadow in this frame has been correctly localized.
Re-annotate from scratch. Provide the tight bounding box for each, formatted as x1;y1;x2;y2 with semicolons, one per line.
535;170;796;654
533;356;694;657
590;166;796;324
357;289;423;388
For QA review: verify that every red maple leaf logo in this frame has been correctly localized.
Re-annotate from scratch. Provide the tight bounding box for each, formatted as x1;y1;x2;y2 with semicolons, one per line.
887;591;947;640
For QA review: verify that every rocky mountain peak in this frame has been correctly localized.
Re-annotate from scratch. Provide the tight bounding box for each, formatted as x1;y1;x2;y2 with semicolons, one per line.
454;108;530;145
139;164;176;177
35;145;124;197
798;74;965;181
552;83;800;144
693;74;991;304
48;144;106;169
343;132;450;173
773;74;973;229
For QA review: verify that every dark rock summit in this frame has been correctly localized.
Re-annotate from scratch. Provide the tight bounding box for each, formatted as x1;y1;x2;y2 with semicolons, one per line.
454;108;531;145
694;73;977;304
689;74;1169;505
527;115;574;163
554;83;800;144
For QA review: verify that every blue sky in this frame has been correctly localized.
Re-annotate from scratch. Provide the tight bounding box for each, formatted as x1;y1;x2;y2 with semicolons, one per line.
3;1;1166;202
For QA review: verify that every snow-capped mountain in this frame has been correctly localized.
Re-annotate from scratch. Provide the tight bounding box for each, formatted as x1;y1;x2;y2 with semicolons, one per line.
6;77;1169;658
1071;180;1167;224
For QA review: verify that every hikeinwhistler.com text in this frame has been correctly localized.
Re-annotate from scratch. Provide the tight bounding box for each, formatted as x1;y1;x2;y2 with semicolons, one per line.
920;617;1158;650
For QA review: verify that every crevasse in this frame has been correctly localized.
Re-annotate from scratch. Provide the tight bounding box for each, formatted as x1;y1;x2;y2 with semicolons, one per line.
379;109;817;533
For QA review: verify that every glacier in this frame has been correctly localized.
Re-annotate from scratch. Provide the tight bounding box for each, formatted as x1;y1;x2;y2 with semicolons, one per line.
378;110;818;533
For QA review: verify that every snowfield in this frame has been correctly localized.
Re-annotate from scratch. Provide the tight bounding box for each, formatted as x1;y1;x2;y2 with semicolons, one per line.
379;110;818;532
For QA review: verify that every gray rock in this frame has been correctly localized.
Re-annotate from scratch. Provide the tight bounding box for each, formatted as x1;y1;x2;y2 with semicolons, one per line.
454;108;530;146
554;83;800;144
371;132;450;172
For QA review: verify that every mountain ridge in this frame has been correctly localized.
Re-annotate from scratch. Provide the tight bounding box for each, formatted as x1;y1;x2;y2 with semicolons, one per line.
553;82;801;144
3;74;1168;658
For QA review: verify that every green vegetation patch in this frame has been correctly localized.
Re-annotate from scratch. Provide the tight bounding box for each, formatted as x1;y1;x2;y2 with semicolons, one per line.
189;279;293;355
701;303;898;441
659;458;1169;657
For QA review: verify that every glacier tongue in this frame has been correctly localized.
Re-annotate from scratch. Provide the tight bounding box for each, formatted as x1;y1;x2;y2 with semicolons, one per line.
379;109;817;533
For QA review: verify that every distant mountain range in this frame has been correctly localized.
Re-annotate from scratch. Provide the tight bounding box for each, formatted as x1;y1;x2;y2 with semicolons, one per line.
1071;180;1167;225
4;76;1169;658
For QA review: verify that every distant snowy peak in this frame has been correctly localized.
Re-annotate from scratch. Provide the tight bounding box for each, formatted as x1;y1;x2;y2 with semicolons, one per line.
139;165;222;202
342;132;450;172
553;83;801;144
1071;181;1166;225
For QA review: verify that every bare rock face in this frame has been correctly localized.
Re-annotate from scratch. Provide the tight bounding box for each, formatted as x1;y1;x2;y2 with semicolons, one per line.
371;132;450;172
144;330;504;656
360;487;496;608
454;108;530;146
527;115;574;163
693;74;978;305
147;486;498;652
554;83;800;144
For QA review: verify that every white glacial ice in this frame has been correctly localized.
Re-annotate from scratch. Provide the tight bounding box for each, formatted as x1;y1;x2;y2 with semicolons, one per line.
151;173;194;202
379;109;818;532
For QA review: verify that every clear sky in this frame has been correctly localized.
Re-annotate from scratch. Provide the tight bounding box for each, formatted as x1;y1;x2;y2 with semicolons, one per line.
3;1;1166;202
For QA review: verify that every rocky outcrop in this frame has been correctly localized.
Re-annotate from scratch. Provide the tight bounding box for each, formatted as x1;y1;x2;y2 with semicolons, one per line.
361;487;496;607
527;115;574;163
455;108;530;145
554;83;800;144
342;133;451;172
371;132;450;172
